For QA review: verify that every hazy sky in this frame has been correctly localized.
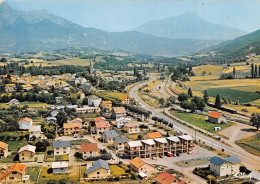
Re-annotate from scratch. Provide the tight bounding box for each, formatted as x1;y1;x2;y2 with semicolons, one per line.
4;0;260;32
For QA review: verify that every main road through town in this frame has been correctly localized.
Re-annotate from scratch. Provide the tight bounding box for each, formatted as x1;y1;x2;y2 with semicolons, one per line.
129;79;260;171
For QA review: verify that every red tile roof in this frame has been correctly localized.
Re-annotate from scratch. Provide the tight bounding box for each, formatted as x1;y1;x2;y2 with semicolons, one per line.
208;111;222;119
146;132;163;139
121;96;128;101
18;117;32;123
178;180;187;184
155;171;176;184
0;163;26;180
94;116;106;122
0;141;8;149
81;143;98;152
95;120;110;129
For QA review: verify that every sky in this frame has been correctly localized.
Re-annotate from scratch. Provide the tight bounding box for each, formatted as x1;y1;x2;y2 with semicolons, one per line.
4;0;260;32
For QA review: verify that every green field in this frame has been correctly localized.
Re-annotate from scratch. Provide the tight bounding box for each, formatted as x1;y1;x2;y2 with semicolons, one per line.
170;111;234;133
236;134;260;156
6;140;27;151
174;157;211;167
207;87;260;103
26;167;41;182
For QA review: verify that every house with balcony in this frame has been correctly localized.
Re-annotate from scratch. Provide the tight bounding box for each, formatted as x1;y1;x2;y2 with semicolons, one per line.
114;136;129;152
29;125;42;139
102;130;119;144
111;107;126;119
95;120;111;135
116;117;132;128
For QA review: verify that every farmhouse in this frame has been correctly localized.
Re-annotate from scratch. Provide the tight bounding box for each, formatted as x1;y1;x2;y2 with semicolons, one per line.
124;122;140;134
81;143;98;159
111;107;127;119
209;156;241;176
18;145;36;162
0;163;28;183
6;99;20;105
102;130;119;143
85;159;110;178
130;157;155;174
208;111;226;124
18;117;33;130
52;162;68;174
53;141;70;155
0;141;8;158
76;106;100;113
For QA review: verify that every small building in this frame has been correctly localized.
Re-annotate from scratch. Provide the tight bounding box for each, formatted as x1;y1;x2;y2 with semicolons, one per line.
249;171;260;183
52;162;68;174
121;96;131;104
63;123;81;135
18;145;36;162
0;141;8;158
155;171;176;184
95;120;111;135
208;111;226;124
100;101;113;111
102;130;119;143
85;159;110;178
0;163;28;183
46;116;57;124
87;95;102;107
53;141;70;155
6;99;20;105
124;122;140;134
209;156;241;176
29;125;41;139
69;117;83;125
18;117;33;130
76;106;100;113
116;117;132;128
81;143;98;159
130;157;155;174
77;90;85;100
144;132;163;139
114;136;128;152
111;107;127;119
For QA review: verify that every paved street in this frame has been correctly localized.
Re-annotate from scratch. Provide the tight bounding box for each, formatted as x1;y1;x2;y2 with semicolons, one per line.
129;78;260;171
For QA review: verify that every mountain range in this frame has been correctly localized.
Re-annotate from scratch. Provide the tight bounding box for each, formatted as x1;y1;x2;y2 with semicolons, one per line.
0;2;251;56
135;13;247;41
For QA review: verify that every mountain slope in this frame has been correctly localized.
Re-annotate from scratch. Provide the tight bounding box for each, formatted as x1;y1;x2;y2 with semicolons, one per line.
0;3;216;56
135;13;247;41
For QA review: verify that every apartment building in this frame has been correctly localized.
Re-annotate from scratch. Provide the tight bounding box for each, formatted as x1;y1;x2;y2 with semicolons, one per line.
125;135;194;159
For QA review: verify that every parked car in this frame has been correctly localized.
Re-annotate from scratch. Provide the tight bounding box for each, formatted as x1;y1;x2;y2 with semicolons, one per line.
167;152;173;157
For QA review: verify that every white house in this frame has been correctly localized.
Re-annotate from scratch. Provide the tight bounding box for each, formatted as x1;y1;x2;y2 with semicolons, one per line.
52;162;68;174
29;125;42;139
53;141;70;155
18;117;33;130
209;156;241;177
116;117;132;128
87;95;102;107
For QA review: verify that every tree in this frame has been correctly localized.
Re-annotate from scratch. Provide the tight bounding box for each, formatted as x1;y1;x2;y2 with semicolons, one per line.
178;93;189;102
56;111;67;127
137;134;143;140
191;96;205;110
188;88;193;97
167;96;176;104
16;84;23;92
159;98;166;106
215;94;222;108
251;113;260;130
233;67;236;76
203;90;209;104
251;63;254;78
255;64;258;78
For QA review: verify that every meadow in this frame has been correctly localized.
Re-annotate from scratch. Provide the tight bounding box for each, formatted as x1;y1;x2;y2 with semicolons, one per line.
236;134;260;156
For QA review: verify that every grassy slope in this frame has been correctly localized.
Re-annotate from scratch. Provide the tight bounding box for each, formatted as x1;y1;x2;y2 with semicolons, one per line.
236;134;260;156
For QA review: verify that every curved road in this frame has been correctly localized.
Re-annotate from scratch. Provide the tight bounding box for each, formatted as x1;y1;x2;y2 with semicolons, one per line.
129;80;260;171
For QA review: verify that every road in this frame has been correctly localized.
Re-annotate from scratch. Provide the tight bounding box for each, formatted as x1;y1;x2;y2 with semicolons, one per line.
129;79;260;171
